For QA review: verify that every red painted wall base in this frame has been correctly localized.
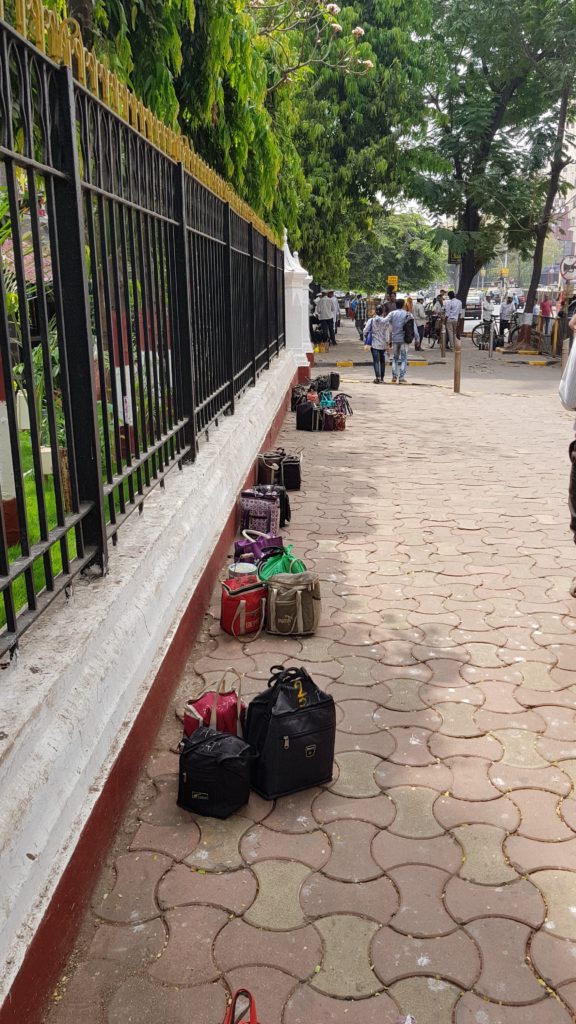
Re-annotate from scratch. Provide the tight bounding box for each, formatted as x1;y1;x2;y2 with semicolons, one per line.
0;373;298;1024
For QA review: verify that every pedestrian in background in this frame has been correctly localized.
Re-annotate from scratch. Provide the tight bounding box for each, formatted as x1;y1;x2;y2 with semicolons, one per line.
328;290;340;342
499;294;515;345
444;290;462;351
315;290;336;346
355;293;367;339
540;294;552;337
413;294;426;350
381;298;415;383
363;304;387;384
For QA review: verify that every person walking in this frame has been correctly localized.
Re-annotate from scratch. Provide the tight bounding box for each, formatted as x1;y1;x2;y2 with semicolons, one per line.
363;304;388;383
444;290;462;351
355;293;367;339
383;290;396;314
328;290;340;341
315;290;336;346
540;294;552;338
413;293;426;350
499;294;515;345
381;298;415;383
560;310;576;595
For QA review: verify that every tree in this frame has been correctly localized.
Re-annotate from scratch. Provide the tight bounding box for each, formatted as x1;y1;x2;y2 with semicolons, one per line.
293;0;432;282
412;0;576;305
347;211;446;292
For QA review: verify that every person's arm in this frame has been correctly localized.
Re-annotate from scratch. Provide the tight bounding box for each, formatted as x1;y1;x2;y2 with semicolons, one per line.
569;313;576;333
363;318;373;338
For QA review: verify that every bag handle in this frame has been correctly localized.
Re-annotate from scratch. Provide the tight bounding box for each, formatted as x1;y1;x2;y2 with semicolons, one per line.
242;529;268;541
210;668;243;730
223;989;258;1024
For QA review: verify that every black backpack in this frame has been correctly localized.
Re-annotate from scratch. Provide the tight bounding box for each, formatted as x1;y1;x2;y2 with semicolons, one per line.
245;666;336;799
177;727;251;818
296;401;323;431
403;315;416;344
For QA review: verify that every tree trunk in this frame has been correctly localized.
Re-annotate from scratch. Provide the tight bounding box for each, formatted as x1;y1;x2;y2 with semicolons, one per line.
67;0;95;47
457;250;480;305
524;75;573;317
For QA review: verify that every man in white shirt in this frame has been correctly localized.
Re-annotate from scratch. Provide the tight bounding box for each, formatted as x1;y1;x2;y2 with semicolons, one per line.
444;290;462;350
499;295;515;344
314;290;336;346
413;294;427;350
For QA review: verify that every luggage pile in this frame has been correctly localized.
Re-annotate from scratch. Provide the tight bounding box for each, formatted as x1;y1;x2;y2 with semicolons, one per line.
177;431;337;818
292;373;353;432
178;664;336;814
222;447;321;641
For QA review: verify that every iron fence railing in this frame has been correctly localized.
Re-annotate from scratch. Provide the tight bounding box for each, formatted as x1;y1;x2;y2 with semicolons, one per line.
0;15;285;654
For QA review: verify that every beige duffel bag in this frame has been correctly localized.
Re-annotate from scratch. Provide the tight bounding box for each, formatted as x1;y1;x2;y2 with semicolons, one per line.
266;572;321;636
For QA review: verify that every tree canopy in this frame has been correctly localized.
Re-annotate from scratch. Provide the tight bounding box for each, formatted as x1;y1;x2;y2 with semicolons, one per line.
347;212;446;292
46;0;576;293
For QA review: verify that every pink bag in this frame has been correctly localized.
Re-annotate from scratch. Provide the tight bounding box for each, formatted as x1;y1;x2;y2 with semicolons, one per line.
183;671;246;738
234;529;283;562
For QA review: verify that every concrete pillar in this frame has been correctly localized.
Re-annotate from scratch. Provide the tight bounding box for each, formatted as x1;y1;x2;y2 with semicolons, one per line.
283;234;313;368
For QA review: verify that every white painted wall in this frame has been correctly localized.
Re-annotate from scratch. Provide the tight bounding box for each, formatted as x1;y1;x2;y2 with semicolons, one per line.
283;236;313;363
0;350;299;1005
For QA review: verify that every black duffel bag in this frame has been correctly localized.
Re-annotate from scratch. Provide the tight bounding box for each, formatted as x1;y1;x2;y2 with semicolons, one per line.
245;666;336;799
177;726;251;818
252;484;291;527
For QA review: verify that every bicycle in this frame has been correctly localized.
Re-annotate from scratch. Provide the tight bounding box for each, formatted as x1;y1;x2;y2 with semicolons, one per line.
425;313;443;348
472;316;496;350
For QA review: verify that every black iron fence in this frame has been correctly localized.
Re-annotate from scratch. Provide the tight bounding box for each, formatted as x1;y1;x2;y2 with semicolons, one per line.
0;10;285;655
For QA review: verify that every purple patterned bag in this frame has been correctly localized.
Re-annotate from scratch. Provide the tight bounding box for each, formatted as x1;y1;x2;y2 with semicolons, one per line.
239;491;281;536
234;530;284;562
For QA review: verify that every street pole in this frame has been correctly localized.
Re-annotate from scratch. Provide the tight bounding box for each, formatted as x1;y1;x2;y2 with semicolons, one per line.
454;336;462;393
488;319;494;359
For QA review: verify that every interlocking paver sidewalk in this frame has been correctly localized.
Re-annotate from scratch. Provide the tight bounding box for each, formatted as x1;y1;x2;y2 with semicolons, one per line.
46;329;576;1023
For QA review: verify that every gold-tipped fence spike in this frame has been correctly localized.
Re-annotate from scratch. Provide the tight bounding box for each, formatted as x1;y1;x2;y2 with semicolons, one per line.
1;0;282;245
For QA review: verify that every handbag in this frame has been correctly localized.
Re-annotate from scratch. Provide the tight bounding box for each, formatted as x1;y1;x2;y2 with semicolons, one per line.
183;670;246;739
245;665;336;799
239;489;281;535
234;530;283;563
335;393;353;417
319;390;335;409
560;339;576;409
252;484;291;528
323;409;337;431
335;411;346;431
258;544;307;581
282;452;302;491
364;330;372;348
296;401;323;431
266;571;321;635
223;989;260;1024
221;576;267;638
177;727;252;819
257;450;285;486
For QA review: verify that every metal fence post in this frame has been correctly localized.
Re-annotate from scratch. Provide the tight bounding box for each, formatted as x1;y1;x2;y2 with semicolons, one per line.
454;337;462;393
249;224;257;385
265;243;271;370
53;67;108;570
274;247;280;356
174;164;197;456
223;203;235;413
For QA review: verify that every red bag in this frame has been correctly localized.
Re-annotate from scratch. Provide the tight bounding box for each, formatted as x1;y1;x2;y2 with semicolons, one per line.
221;575;267;638
183;670;246;738
223;989;260;1024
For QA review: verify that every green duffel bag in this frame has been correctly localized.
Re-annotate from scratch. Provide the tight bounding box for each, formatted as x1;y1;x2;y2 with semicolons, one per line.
258;544;306;581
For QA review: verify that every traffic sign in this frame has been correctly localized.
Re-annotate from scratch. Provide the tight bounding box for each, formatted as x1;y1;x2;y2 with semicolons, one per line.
500;267;509;276
561;256;576;281
387;275;398;289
